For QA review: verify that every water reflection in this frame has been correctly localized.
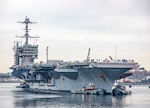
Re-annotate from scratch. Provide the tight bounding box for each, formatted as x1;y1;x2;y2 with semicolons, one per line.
112;95;131;108
13;89;131;108
1;83;150;108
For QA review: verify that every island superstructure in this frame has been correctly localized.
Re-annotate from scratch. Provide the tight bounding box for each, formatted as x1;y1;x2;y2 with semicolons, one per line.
11;17;139;94
13;16;38;66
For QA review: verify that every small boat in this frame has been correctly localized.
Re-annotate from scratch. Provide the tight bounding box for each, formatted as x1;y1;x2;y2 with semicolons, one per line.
71;83;104;95
112;84;131;96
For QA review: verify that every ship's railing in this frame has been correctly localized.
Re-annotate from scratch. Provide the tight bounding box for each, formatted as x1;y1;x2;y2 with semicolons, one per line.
97;61;137;64
90;61;139;68
12;58;138;70
95;59;137;64
53;59;138;68
56;61;89;69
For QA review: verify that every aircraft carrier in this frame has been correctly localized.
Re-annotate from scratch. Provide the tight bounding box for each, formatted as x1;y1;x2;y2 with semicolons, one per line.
11;17;139;94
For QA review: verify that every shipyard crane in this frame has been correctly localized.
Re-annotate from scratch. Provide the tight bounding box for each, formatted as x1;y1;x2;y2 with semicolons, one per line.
86;48;90;63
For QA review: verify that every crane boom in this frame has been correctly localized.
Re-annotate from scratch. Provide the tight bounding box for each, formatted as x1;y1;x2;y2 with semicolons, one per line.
86;48;90;63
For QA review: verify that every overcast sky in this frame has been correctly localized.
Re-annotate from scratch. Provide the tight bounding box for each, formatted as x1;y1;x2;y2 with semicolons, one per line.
0;0;150;72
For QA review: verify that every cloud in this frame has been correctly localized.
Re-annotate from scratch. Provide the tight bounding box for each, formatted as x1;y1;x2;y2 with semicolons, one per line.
0;0;150;72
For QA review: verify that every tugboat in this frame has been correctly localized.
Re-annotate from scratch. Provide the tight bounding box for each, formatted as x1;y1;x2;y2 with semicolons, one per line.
71;82;103;95
112;84;131;96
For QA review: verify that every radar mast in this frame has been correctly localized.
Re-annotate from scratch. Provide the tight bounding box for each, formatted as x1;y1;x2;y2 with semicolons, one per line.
17;16;39;46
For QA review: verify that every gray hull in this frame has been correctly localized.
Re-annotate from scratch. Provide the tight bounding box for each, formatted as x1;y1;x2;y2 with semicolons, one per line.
24;66;134;94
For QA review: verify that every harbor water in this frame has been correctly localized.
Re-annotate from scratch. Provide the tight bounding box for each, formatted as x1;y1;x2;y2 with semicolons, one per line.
0;83;150;108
